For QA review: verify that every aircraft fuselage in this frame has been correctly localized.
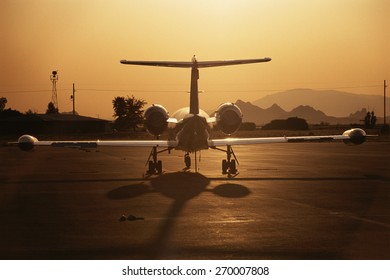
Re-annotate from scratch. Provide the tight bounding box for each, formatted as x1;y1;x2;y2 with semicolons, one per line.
170;108;211;152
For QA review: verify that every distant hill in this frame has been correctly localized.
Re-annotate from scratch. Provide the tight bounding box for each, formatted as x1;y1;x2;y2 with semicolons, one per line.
234;100;285;124
235;100;368;125
253;89;388;117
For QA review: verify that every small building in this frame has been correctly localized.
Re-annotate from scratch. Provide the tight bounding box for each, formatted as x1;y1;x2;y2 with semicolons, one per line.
1;113;112;135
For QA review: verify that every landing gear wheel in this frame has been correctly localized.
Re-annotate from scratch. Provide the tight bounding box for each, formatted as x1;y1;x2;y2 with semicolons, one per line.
222;159;228;174
148;160;154;174
230;159;237;174
147;160;162;175
184;154;191;169
222;159;237;175
157;160;163;174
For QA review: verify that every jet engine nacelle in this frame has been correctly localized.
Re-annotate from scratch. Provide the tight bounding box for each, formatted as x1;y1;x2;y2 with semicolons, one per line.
342;128;367;145
215;103;243;135
144;104;169;136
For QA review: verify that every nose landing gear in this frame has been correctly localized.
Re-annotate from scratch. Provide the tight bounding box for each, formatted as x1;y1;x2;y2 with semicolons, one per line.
184;153;191;169
184;151;200;172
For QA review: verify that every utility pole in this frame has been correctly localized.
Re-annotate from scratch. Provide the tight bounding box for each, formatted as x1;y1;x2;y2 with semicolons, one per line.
384;80;387;126
71;83;76;115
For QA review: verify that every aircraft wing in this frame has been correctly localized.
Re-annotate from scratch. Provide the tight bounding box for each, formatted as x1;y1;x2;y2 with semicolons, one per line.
16;135;177;150
15;129;367;151
208;135;345;146
208;128;367;147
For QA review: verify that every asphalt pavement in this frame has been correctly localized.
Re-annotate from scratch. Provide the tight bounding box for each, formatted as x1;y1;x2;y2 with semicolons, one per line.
0;142;389;259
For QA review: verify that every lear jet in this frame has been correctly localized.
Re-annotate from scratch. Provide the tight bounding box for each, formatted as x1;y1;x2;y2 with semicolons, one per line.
16;56;367;176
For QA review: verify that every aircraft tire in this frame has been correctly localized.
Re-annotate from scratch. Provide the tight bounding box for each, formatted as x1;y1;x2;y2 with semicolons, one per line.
148;161;154;173
185;155;191;168
222;159;228;174
157;160;163;174
230;159;237;174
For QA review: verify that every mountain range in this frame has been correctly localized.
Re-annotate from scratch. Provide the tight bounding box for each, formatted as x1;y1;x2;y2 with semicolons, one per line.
234;89;388;125
252;89;388;117
235;100;369;125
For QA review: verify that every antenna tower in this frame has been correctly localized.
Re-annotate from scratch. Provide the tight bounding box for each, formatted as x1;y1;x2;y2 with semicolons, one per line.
50;70;59;110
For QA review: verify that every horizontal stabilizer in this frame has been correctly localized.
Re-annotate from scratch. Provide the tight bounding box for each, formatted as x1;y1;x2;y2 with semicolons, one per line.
120;57;271;68
120;60;194;68
197;58;271;68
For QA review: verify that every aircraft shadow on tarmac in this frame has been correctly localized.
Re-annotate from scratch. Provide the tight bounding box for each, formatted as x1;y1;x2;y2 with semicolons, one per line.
5;173;388;186
107;172;251;259
107;172;251;201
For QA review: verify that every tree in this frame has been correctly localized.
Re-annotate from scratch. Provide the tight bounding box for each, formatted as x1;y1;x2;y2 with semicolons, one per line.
112;95;146;131
0;97;7;111
25;109;38;115
46;102;59;114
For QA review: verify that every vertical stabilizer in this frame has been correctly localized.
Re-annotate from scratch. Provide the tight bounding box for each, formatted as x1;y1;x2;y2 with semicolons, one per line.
190;56;199;115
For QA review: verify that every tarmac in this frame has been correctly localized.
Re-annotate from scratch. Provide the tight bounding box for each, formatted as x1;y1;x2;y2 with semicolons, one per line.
0;141;389;259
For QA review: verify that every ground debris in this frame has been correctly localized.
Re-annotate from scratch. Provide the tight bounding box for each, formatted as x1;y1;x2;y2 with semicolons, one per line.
119;214;145;222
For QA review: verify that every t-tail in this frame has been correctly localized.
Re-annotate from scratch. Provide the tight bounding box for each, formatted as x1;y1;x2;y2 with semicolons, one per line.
120;56;271;115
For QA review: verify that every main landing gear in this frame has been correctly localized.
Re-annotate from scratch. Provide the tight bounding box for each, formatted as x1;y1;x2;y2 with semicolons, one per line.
146;146;172;175
146;145;238;176
212;145;239;176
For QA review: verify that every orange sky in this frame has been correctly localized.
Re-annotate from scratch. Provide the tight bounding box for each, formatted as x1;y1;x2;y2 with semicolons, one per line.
1;0;389;119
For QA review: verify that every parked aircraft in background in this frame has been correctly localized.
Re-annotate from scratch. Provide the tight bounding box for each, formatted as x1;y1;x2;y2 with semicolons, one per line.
16;56;367;176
